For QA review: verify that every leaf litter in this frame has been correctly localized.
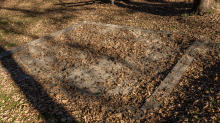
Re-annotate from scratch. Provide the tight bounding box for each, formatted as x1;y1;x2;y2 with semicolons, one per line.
0;0;220;122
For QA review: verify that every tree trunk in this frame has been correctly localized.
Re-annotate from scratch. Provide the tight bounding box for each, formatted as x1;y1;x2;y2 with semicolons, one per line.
193;0;220;15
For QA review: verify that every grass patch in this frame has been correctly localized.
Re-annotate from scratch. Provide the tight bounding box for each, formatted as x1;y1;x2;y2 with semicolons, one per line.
3;29;14;35
35;114;44;120
208;9;212;13
9;102;18;109
0;118;3;123
9;116;17;123
0;92;11;103
0;21;8;26
216;117;219;122
180;13;190;18
3;42;17;47
194;111;199;115
210;87;213;91
62;16;74;20
169;26;176;31
211;99;217;104
194;116;199;121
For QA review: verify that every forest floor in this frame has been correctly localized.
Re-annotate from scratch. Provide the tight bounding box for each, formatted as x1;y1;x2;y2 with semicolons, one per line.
0;0;220;122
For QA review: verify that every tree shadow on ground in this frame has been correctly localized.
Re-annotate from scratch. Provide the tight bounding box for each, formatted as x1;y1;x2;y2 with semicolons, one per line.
54;0;117;6
54;0;193;16
156;55;220;122
114;0;193;16
0;45;77;122
0;6;80;18
54;1;96;7
0;0;6;5
0;17;40;41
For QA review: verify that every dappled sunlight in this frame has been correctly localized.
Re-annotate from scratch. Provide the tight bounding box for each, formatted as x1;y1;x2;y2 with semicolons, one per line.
0;0;220;122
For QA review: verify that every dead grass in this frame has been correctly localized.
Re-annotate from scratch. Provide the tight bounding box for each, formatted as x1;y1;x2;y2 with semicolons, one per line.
0;0;220;122
0;67;45;122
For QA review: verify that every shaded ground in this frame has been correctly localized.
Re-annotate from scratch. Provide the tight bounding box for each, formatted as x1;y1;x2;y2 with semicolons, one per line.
0;48;75;122
0;0;220;122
